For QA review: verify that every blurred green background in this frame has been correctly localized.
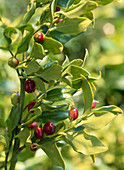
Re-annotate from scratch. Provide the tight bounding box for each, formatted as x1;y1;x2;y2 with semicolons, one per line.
0;0;124;170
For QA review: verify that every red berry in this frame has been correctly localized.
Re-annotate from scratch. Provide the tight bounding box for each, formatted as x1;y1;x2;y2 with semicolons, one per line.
30;143;39;151
24;79;36;93
57;19;63;23
34;127;43;139
28;101;36;112
34;32;44;43
8;57;19;68
55;6;61;12
69;107;78;120
28;122;38;130
11;92;20;105
43;122;56;135
92;99;99;109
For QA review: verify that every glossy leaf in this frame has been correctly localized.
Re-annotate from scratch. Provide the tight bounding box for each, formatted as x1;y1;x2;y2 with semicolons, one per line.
30;42;46;59
33;77;46;95
58;1;98;18
81;75;93;116
79;105;123;130
63;131;108;155
43;37;63;54
40;110;69;123
62;65;90;79
46;88;64;101
19;60;41;75
4;27;17;44
41;142;65;170
14;127;30;147
36;64;62;82
92;0;116;6
6;104;21;134
20;2;36;25
17;32;33;54
55;17;92;34
0;27;8;48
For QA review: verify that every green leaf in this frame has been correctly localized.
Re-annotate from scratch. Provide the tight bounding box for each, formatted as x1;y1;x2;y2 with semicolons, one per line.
0;135;6;145
40;110;69;123
92;0;116;6
40;142;65;170
81;75;93;116
36;64;62;82
58;1;98;18
80;105;122;130
63;131;108;155
41;101;69;112
19;60;40;75
20;2;36;25
30;42;46;59
17;24;34;32
33;77;46;95
50;0;56;24
0;27;8;49
62;58;83;69
14;128;30;147
46;88;64;101
43;37;63;54
55;17;92;34
17;32;33;54
4;27;17;44
36;0;49;2
62;65;90;79
6;104;21;134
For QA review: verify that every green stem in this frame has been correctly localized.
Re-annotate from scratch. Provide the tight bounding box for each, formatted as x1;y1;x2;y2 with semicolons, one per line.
9;78;25;170
4;130;14;170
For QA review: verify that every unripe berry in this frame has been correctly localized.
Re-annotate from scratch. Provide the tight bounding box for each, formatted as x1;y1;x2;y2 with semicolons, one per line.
34;127;43;139
11;92;20;105
69;107;78;120
30;143;39;151
8;57;19;68
28;122;38;130
34;32;44;43
92;99;99;109
28;101;36;112
24;79;36;93
43;122;56;135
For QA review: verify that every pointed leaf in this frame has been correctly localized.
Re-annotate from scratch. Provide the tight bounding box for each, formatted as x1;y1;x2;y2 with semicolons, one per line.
30;42;46;59
14;127;30;147
17;32;33;54
79;105;123;130
58;1;98;18
6;104;21;134
81;75;93;116
43;37;63;54
63;131;108;155
55;17;92;35
41;142;65;170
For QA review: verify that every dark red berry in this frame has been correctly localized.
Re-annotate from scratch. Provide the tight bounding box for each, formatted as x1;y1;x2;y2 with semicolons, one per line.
69;107;78;120
28;122;38;130
57;19;63;23
24;79;36;93
43;122;56;135
28;101;36;112
92;99;99;109
34;32;44;43
34;127;43;139
8;57;19;68
55;6;60;12
11;92;20;105
30;143;39;151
